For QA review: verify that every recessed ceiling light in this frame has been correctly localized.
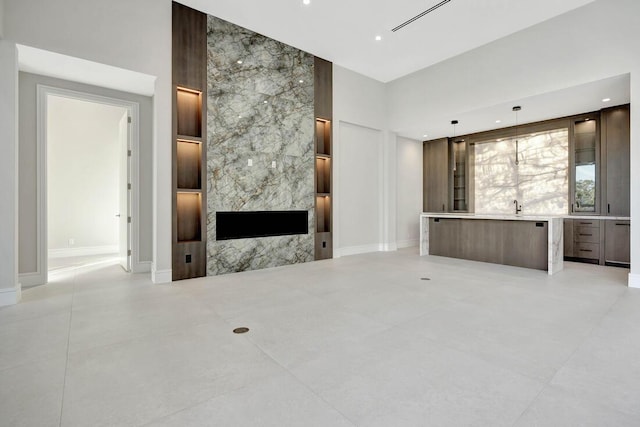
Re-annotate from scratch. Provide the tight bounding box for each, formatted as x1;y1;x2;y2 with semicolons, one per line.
495;120;501;124
423;134;428;138
602;98;611;102
375;35;382;41
299;80;304;83
237;60;243;64
302;0;310;5
263;100;268;104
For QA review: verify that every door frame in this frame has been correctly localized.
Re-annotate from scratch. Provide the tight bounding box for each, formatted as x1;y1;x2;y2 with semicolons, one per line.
30;84;141;285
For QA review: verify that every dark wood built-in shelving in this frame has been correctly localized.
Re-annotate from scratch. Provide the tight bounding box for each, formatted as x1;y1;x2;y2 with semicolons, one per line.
314;58;333;260
172;2;207;280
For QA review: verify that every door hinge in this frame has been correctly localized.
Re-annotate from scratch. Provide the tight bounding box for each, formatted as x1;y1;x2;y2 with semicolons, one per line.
127;183;132;190
127;249;132;256
127;149;132;157
127;116;132;124
127;216;132;223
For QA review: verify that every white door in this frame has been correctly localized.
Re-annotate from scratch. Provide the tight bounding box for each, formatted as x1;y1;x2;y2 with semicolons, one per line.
118;112;131;272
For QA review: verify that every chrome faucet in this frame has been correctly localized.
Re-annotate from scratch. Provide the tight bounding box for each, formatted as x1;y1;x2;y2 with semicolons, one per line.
513;200;522;214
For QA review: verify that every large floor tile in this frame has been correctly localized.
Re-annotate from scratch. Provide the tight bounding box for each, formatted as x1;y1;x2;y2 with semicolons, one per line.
291;326;543;427
146;372;355;427
61;320;285;427
550;315;640;417
0;312;70;371
68;292;219;353
225;294;391;369
0;357;66;427
515;385;640;427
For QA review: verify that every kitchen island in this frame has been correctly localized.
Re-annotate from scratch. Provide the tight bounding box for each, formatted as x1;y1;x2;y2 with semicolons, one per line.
420;213;564;275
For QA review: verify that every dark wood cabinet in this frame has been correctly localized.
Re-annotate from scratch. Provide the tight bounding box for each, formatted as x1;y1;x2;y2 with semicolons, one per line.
569;113;600;215
605;220;630;266
601;105;630;217
564;219;601;263
429;218;548;271
503;221;548;270
423;138;449;212
428;218;461;258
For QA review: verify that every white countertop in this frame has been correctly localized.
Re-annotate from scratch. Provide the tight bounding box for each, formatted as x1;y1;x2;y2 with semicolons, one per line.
421;213;630;221
567;215;630;220
421;213;561;221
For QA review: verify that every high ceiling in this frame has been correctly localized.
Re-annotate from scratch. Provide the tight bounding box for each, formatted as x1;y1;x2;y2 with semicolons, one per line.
181;0;595;82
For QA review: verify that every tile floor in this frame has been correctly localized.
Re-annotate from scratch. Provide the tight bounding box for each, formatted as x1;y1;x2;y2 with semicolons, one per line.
1;248;639;426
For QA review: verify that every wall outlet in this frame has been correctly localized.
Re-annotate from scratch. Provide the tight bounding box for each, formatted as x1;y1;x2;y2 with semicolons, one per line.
248;159;253;167
68;238;75;246
271;161;276;168
185;254;192;263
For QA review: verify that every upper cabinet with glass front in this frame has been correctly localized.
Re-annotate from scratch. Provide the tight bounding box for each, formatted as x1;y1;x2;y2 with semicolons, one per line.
570;113;600;214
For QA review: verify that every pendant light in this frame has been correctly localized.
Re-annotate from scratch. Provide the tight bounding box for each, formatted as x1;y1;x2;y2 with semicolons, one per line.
451;120;458;171
513;106;521;165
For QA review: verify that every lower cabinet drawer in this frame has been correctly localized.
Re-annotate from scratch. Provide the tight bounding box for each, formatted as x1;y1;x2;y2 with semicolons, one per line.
574;226;600;243
574;219;599;227
574;242;600;260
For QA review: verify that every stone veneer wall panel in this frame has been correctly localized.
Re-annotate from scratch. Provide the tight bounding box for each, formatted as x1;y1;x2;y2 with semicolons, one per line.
206;15;315;275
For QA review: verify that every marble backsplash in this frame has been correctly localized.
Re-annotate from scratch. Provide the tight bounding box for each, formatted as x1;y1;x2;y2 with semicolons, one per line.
206;15;315;275
474;129;569;215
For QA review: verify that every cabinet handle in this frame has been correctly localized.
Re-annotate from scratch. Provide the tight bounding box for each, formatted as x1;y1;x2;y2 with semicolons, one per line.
579;234;593;237
571;203;574;213
579;222;593;225
579;249;593;252
615;223;630;226
608;203;611;214
442;204;445;212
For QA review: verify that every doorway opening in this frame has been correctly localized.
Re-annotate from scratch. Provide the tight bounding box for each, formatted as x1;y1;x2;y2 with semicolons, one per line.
38;86;139;283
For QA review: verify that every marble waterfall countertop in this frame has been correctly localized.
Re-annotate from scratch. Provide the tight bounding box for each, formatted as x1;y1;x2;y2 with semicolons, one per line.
419;213;564;275
420;212;563;221
421;213;630;221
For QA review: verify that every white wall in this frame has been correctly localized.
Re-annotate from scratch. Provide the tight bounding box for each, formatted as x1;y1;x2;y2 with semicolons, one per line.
387;0;640;286
0;0;4;39
396;137;423;248
336;122;384;255
0;40;20;305
4;0;172;282
47;96;125;254
332;65;390;256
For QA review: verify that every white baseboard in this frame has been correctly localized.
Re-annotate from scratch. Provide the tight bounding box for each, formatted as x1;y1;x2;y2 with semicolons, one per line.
49;245;118;259
396;239;419;249
381;242;398;252
0;285;22;306
629;273;640;288
336;244;383;258
18;271;46;288
152;266;172;284
132;261;152;274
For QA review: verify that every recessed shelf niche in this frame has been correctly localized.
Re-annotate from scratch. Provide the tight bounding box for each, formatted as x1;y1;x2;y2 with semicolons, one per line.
316;157;331;194
177;192;202;242
316;119;331;155
177;140;202;189
176;87;202;138
316;196;331;233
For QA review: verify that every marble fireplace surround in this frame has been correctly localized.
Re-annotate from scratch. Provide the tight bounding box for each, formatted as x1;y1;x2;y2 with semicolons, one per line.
205;14;315;275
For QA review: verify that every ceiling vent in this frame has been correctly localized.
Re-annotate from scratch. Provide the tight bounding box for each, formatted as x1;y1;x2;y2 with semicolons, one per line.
391;0;452;32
